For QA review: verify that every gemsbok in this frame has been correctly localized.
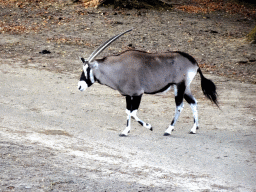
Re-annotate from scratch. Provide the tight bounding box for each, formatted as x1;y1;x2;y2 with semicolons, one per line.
78;29;218;137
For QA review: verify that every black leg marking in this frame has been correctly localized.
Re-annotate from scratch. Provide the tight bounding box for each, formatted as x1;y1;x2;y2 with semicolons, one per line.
175;81;186;106
124;95;152;134
126;95;142;111
193;119;199;129
163;132;171;136
184;94;196;104
122;95;143;136
148;124;153;131
126;96;132;111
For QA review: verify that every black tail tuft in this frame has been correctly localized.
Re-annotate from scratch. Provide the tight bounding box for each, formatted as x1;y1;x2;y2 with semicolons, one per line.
198;68;219;107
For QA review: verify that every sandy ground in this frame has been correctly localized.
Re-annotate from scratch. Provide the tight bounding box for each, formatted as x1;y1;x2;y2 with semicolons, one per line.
0;2;256;191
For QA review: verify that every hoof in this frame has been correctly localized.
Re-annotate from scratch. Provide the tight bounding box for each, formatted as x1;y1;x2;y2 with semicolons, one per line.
189;131;196;134
149;127;153;131
163;132;171;136
119;133;128;137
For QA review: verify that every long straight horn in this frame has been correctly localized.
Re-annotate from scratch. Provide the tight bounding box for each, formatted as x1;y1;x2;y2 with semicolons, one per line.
87;28;133;63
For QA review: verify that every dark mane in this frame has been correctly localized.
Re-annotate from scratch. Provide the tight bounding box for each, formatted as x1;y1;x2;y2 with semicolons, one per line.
113;49;149;56
97;49;149;61
174;51;197;64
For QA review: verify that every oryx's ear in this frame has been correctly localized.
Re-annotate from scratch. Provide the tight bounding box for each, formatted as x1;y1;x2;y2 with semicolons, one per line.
80;57;86;63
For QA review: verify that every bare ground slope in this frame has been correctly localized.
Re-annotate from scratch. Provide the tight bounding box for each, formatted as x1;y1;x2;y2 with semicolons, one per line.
0;62;256;191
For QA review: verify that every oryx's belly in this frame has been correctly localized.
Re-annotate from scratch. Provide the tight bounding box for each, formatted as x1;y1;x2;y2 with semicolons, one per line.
144;83;173;94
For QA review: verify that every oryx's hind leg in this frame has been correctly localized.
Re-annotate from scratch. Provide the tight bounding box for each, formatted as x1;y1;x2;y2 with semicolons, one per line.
164;83;185;136
119;95;152;137
184;88;199;134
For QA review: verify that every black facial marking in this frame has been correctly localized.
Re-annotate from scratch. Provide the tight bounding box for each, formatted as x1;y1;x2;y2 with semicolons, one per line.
79;71;86;81
79;67;93;87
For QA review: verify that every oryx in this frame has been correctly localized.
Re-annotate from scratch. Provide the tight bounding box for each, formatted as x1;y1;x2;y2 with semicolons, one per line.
78;29;218;137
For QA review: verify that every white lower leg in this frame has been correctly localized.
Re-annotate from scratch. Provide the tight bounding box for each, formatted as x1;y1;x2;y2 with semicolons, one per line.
164;125;175;135
190;123;197;134
190;103;199;134
120;110;132;136
164;103;184;136
121;126;130;136
130;110;152;130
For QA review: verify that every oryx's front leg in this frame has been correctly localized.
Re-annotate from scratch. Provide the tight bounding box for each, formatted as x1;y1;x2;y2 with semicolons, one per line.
119;95;152;137
119;109;132;137
130;110;152;130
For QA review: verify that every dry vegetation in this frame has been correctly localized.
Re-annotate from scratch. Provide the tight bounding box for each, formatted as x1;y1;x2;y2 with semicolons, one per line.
175;0;256;19
85;0;256;19
247;25;256;42
1;0;255;34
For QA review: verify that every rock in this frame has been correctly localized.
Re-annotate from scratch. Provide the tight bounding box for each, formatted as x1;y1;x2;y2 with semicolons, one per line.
39;50;51;54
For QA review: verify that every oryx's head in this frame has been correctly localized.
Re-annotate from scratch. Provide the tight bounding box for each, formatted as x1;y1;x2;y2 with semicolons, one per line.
78;58;96;91
78;28;133;92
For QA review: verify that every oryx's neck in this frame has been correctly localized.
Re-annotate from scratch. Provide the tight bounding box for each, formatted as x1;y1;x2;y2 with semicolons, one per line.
91;61;103;85
92;60;119;91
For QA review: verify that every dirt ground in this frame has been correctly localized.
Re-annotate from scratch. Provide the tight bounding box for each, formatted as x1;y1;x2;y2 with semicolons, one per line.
1;1;256;191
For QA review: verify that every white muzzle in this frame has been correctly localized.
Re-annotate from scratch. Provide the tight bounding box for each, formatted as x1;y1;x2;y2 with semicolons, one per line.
78;81;88;92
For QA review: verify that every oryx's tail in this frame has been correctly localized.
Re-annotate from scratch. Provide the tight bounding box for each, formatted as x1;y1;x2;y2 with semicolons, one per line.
198;68;219;107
